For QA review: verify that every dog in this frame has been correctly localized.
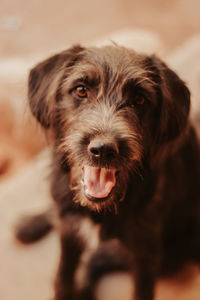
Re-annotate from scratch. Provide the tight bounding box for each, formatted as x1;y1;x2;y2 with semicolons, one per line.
15;44;200;300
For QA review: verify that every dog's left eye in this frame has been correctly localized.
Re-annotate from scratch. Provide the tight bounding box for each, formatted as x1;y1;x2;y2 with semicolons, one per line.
73;86;88;99
134;95;145;105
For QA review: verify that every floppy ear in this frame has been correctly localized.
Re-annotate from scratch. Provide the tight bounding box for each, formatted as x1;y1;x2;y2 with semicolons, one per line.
148;55;190;143
28;45;83;128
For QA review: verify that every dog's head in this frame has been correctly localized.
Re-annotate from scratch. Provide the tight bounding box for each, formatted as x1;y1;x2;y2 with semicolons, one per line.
28;45;190;212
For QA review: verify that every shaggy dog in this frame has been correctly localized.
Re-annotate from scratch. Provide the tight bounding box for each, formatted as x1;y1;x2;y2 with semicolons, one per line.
16;45;200;300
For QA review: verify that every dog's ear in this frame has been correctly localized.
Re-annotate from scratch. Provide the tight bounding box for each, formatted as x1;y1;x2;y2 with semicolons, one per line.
148;55;190;143
28;45;84;128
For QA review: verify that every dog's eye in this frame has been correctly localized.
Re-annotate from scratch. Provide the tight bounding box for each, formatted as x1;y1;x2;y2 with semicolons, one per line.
134;95;145;105
73;86;88;99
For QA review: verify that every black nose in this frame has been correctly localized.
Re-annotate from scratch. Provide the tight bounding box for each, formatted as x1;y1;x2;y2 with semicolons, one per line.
88;139;118;160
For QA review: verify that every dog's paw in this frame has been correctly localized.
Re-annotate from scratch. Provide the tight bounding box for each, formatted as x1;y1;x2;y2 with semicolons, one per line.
94;272;134;300
14;212;53;244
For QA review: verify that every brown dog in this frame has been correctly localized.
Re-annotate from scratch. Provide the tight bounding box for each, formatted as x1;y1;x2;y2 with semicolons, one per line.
16;45;200;300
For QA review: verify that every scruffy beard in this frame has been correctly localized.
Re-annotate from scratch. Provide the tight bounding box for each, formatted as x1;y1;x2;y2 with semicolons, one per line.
69;163;129;214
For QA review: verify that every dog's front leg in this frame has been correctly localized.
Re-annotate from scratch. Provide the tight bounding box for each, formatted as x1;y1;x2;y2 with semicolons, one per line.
54;214;101;300
54;215;86;300
132;217;162;300
134;260;158;300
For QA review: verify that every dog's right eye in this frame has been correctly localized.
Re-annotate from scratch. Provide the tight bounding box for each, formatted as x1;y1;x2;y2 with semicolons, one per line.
72;86;88;99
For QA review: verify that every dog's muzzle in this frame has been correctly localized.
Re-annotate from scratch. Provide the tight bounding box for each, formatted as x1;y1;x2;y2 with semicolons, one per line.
80;137;118;202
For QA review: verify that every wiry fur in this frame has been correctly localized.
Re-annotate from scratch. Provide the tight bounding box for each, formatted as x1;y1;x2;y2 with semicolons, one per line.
16;45;200;300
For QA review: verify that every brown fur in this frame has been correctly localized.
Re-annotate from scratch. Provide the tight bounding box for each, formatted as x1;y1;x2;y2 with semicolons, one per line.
18;45;200;300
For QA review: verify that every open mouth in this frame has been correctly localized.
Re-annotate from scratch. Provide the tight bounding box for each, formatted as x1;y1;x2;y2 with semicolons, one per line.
81;166;117;202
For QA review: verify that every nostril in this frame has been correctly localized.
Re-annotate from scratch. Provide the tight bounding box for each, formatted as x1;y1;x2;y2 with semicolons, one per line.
88;141;104;158
90;147;101;157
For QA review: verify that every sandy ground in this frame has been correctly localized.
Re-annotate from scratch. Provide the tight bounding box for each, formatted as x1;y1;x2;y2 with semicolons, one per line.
0;1;200;299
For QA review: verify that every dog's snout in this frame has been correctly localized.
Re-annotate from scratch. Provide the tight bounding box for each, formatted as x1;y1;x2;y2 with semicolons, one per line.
88;139;118;160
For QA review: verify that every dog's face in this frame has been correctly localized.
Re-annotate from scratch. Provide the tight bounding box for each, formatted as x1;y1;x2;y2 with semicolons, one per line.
28;45;190;212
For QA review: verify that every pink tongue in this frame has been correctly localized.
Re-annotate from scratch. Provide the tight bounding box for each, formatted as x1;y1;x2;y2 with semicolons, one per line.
83;166;116;199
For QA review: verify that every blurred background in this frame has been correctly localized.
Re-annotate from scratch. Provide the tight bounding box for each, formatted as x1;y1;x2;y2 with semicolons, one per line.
0;1;200;299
